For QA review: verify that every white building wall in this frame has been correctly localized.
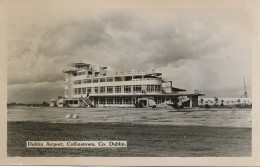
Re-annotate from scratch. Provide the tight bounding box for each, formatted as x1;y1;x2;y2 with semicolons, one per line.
162;82;172;93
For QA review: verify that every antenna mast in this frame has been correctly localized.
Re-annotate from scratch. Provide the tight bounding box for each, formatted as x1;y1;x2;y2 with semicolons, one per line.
241;76;248;98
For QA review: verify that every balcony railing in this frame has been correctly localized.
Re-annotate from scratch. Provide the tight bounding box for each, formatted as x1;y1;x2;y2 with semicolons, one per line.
176;90;204;95
114;69;160;75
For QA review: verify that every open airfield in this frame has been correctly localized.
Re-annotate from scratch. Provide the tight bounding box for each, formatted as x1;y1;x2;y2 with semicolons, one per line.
7;107;252;157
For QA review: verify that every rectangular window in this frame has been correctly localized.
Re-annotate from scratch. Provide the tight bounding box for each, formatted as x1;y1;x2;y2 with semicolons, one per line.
125;76;132;81
77;72;86;75
115;98;122;104
133;75;142;79
82;88;86;94
100;86;105;93
107;98;113;104
155;85;161;92
133;85;142;93
74;80;81;85
93;78;99;83
107;77;113;82
86;79;92;83
74;89;77;95
107;86;113;93
115;77;122;81
147;85;151;93
74;100;78;104
94;98;98;105
151;85;155;92
99;98;105;104
95;87;98;94
156;97;163;104
100;78;106;82
87;87;91;94
115;86;121;93
74;80;82;85
132;98;136;104
123;98;131;104
78;88;81;94
124;86;131;93
88;71;92;75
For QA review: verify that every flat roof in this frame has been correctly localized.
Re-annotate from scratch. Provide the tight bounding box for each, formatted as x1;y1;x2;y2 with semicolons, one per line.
172;87;186;92
63;69;78;73
73;63;90;65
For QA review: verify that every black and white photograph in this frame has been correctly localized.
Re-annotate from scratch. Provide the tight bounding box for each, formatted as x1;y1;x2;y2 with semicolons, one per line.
0;0;259;166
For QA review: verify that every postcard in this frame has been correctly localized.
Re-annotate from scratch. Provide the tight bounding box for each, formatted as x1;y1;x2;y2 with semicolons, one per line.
0;0;259;166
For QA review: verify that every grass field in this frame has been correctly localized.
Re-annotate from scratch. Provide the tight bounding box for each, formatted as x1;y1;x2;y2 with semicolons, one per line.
7;121;251;157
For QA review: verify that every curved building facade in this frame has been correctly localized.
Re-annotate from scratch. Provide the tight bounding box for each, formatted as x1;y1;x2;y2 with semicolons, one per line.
60;62;204;108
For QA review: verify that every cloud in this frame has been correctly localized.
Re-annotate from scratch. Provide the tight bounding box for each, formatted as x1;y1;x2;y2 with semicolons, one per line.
7;6;252;102
8;81;64;103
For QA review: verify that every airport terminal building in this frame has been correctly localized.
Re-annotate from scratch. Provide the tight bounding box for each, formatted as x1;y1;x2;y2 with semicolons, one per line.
58;62;204;108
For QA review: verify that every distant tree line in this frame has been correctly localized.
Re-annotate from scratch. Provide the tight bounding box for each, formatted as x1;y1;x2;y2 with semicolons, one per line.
7;102;50;107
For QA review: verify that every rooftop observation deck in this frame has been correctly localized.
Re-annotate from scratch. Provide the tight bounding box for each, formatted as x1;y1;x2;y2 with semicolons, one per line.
64;67;162;77
63;62;164;78
113;69;161;76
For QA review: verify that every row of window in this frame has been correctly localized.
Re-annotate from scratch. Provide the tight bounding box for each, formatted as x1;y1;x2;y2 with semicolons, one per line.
73;77;159;85
63;97;170;105
95;98;133;105
94;97;168;105
73;85;162;95
65;100;78;104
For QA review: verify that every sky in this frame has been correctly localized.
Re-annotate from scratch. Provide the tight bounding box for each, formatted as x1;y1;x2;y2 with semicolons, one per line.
6;0;252;103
